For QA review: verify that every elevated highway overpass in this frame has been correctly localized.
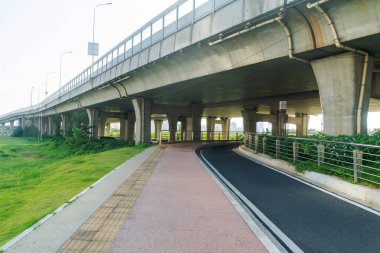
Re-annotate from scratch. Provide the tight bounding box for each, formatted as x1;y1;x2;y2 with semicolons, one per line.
1;0;380;143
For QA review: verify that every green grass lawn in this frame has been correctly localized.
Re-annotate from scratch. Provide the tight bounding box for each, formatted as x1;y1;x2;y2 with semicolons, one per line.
0;137;145;247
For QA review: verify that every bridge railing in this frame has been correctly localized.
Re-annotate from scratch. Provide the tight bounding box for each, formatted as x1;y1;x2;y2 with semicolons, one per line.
244;132;380;186
1;0;302;122
42;0;294;105
158;130;244;142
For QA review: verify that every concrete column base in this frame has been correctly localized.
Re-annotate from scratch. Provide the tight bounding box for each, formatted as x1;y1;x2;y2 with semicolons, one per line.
132;99;151;145
311;52;373;135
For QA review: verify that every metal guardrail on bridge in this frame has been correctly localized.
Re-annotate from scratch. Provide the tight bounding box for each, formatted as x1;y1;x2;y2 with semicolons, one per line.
159;130;244;142
244;132;380;186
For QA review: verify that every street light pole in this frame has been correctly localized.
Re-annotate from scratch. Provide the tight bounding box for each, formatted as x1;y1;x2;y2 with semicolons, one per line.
59;51;73;90
45;72;55;98
30;86;35;107
92;2;112;64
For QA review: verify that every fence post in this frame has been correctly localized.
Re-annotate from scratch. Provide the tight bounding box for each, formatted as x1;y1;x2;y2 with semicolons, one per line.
353;149;363;182
159;131;162;145
263;137;267;154
255;135;259;152
293;142;299;162
317;144;325;166
276;139;281;159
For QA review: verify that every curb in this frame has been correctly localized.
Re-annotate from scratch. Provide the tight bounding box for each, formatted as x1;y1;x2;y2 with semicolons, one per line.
237;145;380;212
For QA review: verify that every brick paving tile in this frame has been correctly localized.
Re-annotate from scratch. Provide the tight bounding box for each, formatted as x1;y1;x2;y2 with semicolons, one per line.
58;148;164;253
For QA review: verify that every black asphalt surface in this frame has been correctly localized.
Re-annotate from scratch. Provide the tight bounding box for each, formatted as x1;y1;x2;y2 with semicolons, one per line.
201;145;380;253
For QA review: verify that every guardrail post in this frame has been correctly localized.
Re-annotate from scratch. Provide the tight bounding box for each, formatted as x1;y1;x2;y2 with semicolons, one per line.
293;142;299;162
276;139;281;159
263;137;267;154
255;135;259;152
353;149;363;182
317;144;325;166
159;131;162;145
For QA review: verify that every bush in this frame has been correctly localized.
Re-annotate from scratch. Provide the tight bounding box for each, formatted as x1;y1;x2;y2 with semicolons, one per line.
11;127;23;137
23;125;38;137
65;127;136;155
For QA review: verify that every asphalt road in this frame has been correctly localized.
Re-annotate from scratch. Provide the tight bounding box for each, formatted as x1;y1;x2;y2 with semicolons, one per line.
201;145;380;253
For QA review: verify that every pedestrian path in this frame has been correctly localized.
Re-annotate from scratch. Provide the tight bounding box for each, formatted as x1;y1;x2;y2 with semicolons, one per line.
108;143;267;253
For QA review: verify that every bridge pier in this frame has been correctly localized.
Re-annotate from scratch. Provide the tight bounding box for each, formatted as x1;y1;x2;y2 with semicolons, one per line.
178;116;187;141
191;104;204;141
311;52;373;136
132;99;151;145
61;114;71;137
206;116;216;140
241;108;258;133
153;119;163;141
0;123;5;136
9;120;14;136
219;117;231;140
167;114;178;142
87;108;100;139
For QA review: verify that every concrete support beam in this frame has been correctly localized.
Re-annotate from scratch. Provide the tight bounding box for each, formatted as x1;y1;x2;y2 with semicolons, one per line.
191;104;204;141
206;116;216;140
311;52;373;135
154;119;163;140
296;113;309;136
86;108;100;139
132;98;151;145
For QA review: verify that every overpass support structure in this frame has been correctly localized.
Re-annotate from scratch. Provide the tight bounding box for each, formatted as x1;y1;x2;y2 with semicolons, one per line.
133;99;151;145
311;52;373;136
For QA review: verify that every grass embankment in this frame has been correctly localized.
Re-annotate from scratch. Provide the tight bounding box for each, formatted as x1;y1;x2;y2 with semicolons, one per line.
0;137;145;247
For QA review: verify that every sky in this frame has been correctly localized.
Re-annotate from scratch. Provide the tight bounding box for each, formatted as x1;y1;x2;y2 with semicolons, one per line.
0;0;177;115
0;0;379;131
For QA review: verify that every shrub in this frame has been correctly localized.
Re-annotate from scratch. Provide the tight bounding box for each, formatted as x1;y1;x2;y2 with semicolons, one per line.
11;127;23;137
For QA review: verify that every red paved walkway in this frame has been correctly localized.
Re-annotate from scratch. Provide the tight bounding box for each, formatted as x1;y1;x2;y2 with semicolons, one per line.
110;144;268;253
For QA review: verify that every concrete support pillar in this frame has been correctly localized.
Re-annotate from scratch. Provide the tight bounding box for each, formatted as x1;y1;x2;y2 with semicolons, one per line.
9;120;14;136
295;113;309;136
132;98;151;145
154;120;163;140
0;123;5;136
178;116;187;141
206;116;216;140
167;114;178;142
191;104;204;141
311;52;373;136
277;110;288;136
47;116;53;136
61;114;71;137
86;108;100;139
105;123;111;135
120;119;127;141
120;112;136;141
99;118;107;137
241;108;257;133
127;112;136;141
18;117;25;130
220;117;231;140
